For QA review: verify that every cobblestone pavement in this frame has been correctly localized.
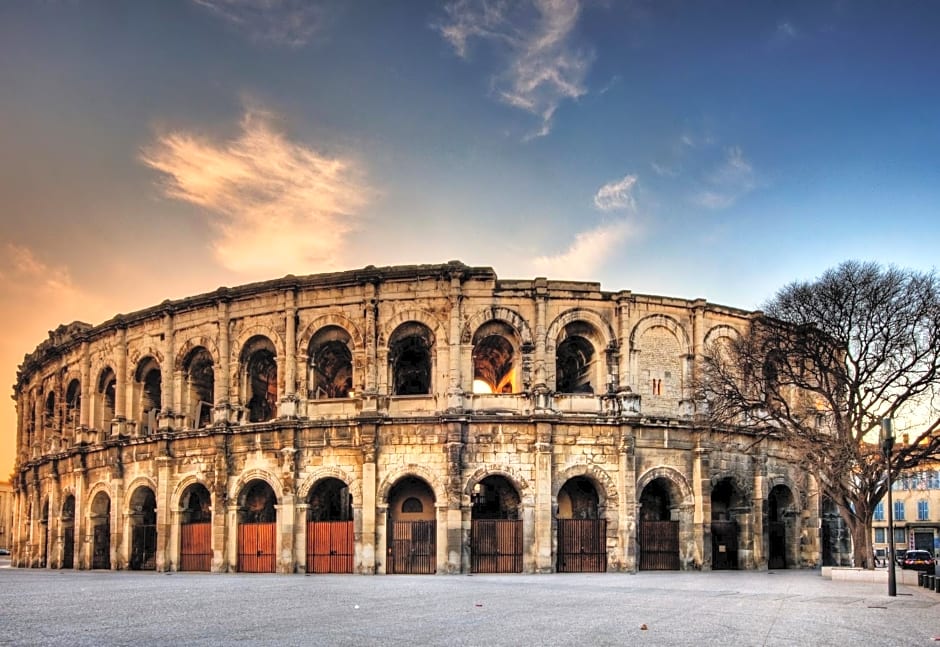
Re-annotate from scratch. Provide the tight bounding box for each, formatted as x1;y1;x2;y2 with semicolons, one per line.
1;564;939;646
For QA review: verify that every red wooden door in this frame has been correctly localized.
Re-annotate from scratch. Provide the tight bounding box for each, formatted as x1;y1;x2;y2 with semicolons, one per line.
238;522;276;573
306;521;354;573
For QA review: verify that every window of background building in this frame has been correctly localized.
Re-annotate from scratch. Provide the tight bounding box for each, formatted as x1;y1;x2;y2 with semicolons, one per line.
928;470;940;490
918;499;929;521
894;527;906;544
874;527;886;543
874;502;884;521
894;501;905;521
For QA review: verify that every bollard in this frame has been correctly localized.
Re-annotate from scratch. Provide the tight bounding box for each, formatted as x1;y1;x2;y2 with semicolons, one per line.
919;572;926;587
934;576;940;593
925;574;934;590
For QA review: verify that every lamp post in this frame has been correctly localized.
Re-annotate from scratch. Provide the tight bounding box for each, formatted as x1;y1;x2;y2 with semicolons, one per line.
881;418;897;597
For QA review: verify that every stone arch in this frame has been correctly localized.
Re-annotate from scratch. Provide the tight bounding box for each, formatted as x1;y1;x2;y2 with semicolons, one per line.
297;467;362;504
298;313;365;353
228;469;285;504
629;314;692;355
636;466;694;508
461;307;533;346
128;346;164;374
380;309;446;348
232;324;285;364
172;474;213;511
85;481;113;510
464;465;533;506
547;310;616;394
123;476;159;512
553;464;620;511
546;308;616;351
377;464;448;507
703;324;740;351
174;335;221;372
709;470;752;502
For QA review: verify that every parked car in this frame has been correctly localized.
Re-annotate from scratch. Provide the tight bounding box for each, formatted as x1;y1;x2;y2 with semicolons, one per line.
900;550;935;571
895;549;908;566
0;548;10;556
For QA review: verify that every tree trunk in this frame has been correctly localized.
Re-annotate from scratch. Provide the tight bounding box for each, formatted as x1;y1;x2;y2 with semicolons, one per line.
845;513;875;569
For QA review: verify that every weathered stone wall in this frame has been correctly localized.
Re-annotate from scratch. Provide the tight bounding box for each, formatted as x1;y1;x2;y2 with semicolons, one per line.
11;262;820;573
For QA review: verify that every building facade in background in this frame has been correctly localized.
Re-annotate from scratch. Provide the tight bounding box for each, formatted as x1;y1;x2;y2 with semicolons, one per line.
872;464;940;563
0;481;13;551
11;263;825;574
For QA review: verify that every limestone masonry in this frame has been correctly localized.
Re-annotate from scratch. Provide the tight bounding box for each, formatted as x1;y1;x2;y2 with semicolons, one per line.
10;262;829;573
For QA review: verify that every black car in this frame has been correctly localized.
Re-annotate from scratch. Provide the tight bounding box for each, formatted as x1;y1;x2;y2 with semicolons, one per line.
900;550;935;571
0;548;10;556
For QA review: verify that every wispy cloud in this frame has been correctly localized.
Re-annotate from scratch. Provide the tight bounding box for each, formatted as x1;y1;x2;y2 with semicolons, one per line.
593;174;638;212
436;0;591;138
691;146;756;210
140;107;371;275
194;0;329;47
532;220;635;278
771;20;799;45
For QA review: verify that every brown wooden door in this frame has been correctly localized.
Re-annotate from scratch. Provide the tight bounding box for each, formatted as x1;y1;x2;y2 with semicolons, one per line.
180;522;212;571
306;521;354;573
557;519;607;573
238;522;276;573
711;521;738;570
471;519;523;573
389;520;436;574
639;520;680;570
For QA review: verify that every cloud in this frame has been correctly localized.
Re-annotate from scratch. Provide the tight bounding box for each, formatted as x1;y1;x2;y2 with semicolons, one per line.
436;0;591;138
691;146;756;210
140;107;371;275
593;174;638;212
532;220;635;278
194;0;329;47
772;20;798;44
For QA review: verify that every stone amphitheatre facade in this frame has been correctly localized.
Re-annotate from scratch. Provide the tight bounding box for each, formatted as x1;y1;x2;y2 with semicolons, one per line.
10;262;825;574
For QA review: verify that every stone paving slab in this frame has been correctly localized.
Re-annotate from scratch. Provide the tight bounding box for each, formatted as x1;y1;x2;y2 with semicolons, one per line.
0;566;938;646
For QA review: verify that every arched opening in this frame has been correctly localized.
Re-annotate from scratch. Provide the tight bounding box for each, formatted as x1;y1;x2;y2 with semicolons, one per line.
242;337;278;423
471;322;517;394
820;496;850;567
129;486;157;570
39;499;49;568
767;484;795;569
237;480;277;573
638;477;680;570
96;368;116;431
308;327;353;399
387;476;436;574
182;347;214;429
61;495;76;569
43;391;56;430
470;475;522;573
389;323;433;396
710;478;743;570
134;358;162;435
90;491;111;569
65;379;81;432
306;477;354;573
556;334;596;394
556;476;606;572
179;483;212;571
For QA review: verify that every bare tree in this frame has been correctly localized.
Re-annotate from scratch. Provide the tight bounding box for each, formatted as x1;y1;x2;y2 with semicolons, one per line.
700;261;940;569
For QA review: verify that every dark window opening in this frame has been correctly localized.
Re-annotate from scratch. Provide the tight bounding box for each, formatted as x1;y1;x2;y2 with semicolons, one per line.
184;348;215;428
242;337;277;423
559;476;600;519
390;324;433;396
310;328;353;399
402;497;424;513
556;335;595;394
472;334;515;394
640;479;673;521
239;480;277;523
308;478;353;521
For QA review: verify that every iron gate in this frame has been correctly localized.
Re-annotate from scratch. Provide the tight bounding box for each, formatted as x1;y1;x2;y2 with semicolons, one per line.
92;524;110;569
639;520;679;570
62;526;74;569
768;521;787;569
307;521;354;573
131;524;157;570
238;522;277;573
557;519;607;573
711;521;738;570
180;522;212;571
471;519;523;573
388;520;436;574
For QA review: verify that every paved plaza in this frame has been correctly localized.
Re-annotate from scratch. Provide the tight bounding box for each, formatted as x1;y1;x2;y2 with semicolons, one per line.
1;563;939;646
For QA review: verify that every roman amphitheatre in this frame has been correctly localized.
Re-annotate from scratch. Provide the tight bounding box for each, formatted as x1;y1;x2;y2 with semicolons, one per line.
9;262;834;574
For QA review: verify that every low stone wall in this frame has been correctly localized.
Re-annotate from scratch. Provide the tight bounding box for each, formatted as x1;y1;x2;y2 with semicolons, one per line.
821;566;920;586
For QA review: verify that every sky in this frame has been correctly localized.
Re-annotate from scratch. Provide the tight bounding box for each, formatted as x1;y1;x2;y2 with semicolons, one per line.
1;0;939;479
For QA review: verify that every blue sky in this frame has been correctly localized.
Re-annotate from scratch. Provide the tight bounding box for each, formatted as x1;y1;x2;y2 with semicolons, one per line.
1;0;939;474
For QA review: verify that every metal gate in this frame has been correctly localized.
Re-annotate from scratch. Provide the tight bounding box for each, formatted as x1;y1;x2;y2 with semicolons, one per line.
768;521;787;569
711;521;738;570
471;519;522;573
557;519;607;573
131;524;157;570
92;524;110;569
238;522;277;573
62;526;74;569
388;520;436;574
180;522;212;571
639;520;680;570
307;521;354;573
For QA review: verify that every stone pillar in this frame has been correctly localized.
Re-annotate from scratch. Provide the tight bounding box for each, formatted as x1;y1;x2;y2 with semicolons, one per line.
155;456;171;571
48;473;60;568
444;419;465;573
618;428;637;571
167;508;180;572
114;325;127;436
73;468;85;569
752;451;767;568
616;293;633;388
446;275;463;410
111;478;123;569
225;502;238;572
277;496;295;573
693;444;710;569
280;289;298;418
363;281;379;407
534;279;548;387
215;298;232;424
295;503;309;573
80;341;91;432
534;421;554;572
160;310;175;430
358;421;378;573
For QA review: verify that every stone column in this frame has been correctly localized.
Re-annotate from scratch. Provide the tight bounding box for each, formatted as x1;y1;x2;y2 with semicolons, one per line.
618;428;637;571
276;496;295;573
167;508;180;572
155;456;171;571
111;478;123;569
80;341;91;433
363;281;379;408
533;421;554;572
358;421;378;573
446;275;463;410
693;444;710;569
114;325;127;437
160;309;175;430
295;503;309;573
280;289;298;418
225;502;238;572
444;418;465;573
752;451;767;568
73;467;85;569
534;279;548;387
215;298;232;424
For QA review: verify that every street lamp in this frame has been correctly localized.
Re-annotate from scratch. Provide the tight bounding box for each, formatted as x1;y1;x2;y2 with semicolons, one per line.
881;418;897;597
